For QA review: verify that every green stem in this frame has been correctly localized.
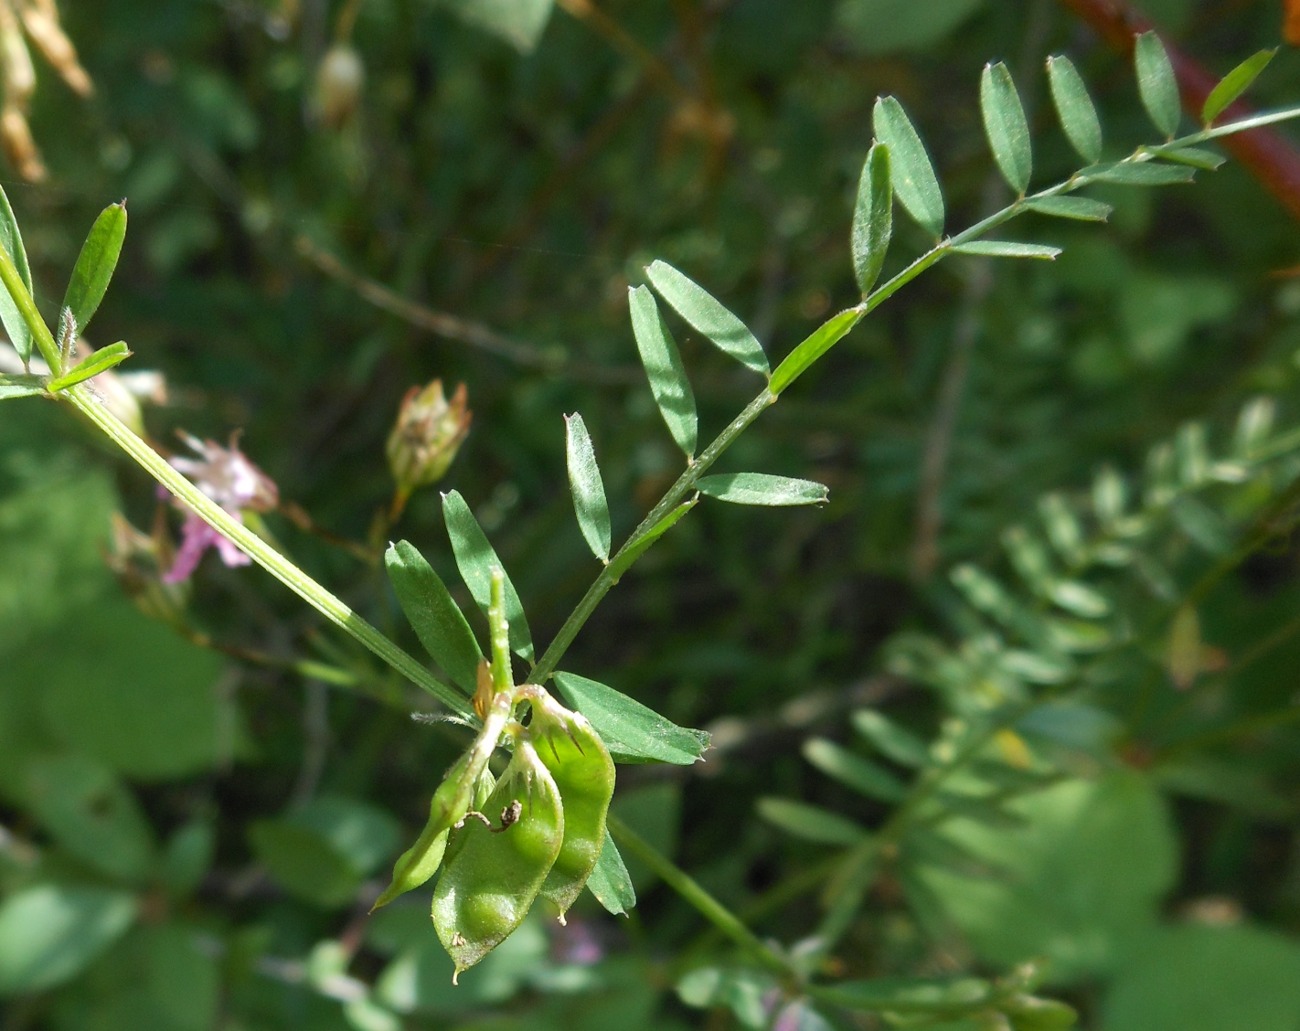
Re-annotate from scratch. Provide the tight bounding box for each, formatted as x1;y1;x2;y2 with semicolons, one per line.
607;813;795;981
529;388;776;683
0;244;60;371
64;386;472;718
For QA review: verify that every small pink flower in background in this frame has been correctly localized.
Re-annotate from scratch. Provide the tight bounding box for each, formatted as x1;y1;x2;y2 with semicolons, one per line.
162;432;279;584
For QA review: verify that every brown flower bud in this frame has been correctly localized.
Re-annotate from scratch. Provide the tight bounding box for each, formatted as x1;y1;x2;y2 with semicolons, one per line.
387;380;471;515
18;3;93;98
0;103;44;181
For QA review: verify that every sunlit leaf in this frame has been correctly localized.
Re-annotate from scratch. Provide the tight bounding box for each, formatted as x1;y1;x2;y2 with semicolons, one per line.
1135;31;1181;138
645;259;768;375
587;835;636;915
606;498;696;582
980;62;1032;194
872;96;945;238
564;412;611;562
1086;162;1196;186
851;141;893;296
628;284;697;455
441;490;533;660
0;183;33;364
1202;49;1276;125
385;540;483;694
770;308;862;396
1023;195;1112;221
951;241;1060;260
62;201;127;338
1156;145;1226;170
440;0;555;54
696;472;829;506
45;341;131;392
1046;54;1102;163
553;671;709;765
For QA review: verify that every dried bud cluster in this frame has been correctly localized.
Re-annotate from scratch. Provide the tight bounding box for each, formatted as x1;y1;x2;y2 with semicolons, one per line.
387;379;471;516
0;0;92;181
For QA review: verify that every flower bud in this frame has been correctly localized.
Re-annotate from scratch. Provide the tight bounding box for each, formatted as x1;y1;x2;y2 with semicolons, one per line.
312;43;364;129
387;380;471;515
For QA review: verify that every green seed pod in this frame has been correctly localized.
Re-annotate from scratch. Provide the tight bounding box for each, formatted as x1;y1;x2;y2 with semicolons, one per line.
528;688;616;921
432;734;564;981
372;692;512;911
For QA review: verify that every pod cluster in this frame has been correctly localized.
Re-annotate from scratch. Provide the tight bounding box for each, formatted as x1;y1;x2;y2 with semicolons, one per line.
374;681;615;982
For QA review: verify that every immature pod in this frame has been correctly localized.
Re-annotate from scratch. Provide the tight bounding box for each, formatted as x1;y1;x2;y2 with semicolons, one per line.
529;689;616;921
432;733;564;981
372;691;512;910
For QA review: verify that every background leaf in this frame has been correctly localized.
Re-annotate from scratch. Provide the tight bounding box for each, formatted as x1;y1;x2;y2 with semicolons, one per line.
438;0;555;53
0;886;137;995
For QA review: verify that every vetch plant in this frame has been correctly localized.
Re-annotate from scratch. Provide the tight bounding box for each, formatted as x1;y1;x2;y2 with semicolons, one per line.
3;29;1300;1027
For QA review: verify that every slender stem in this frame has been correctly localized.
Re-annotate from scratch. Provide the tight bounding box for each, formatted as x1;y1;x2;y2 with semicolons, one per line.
529;388;776;683
64;386;473;718
0;245;60;371
607;814;795;980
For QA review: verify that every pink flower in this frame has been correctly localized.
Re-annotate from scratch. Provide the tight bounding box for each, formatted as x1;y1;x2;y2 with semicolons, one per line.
162;432;279;584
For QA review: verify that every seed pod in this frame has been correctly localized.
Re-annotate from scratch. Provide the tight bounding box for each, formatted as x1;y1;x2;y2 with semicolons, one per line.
529;689;615;921
432;734;564;981
371;691;512;910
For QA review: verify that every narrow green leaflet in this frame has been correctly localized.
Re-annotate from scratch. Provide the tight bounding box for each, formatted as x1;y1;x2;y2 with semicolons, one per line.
606;498;696;581
441;489;534;661
628;284;697;455
1049;580;1111;619
1156;145;1225;170
803;738;907;803
564;412;611;562
587;834;636;915
756;797;869;846
696;472;829;506
770;307;862;396
552;671;709;765
979;62;1031;194
644;260;768;375
385;540;484;694
62;201;127;338
1135;31;1181;138
0;184;33;364
1202;48;1276;125
45;341;131;392
0;373;44;400
851;141;892;297
1085;162;1196;186
950;241;1061;260
1023;196;1112;222
872;96;945;238
1046;54;1102;164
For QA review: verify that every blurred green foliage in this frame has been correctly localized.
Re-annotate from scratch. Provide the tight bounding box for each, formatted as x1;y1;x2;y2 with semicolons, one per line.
1;0;1300;1028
